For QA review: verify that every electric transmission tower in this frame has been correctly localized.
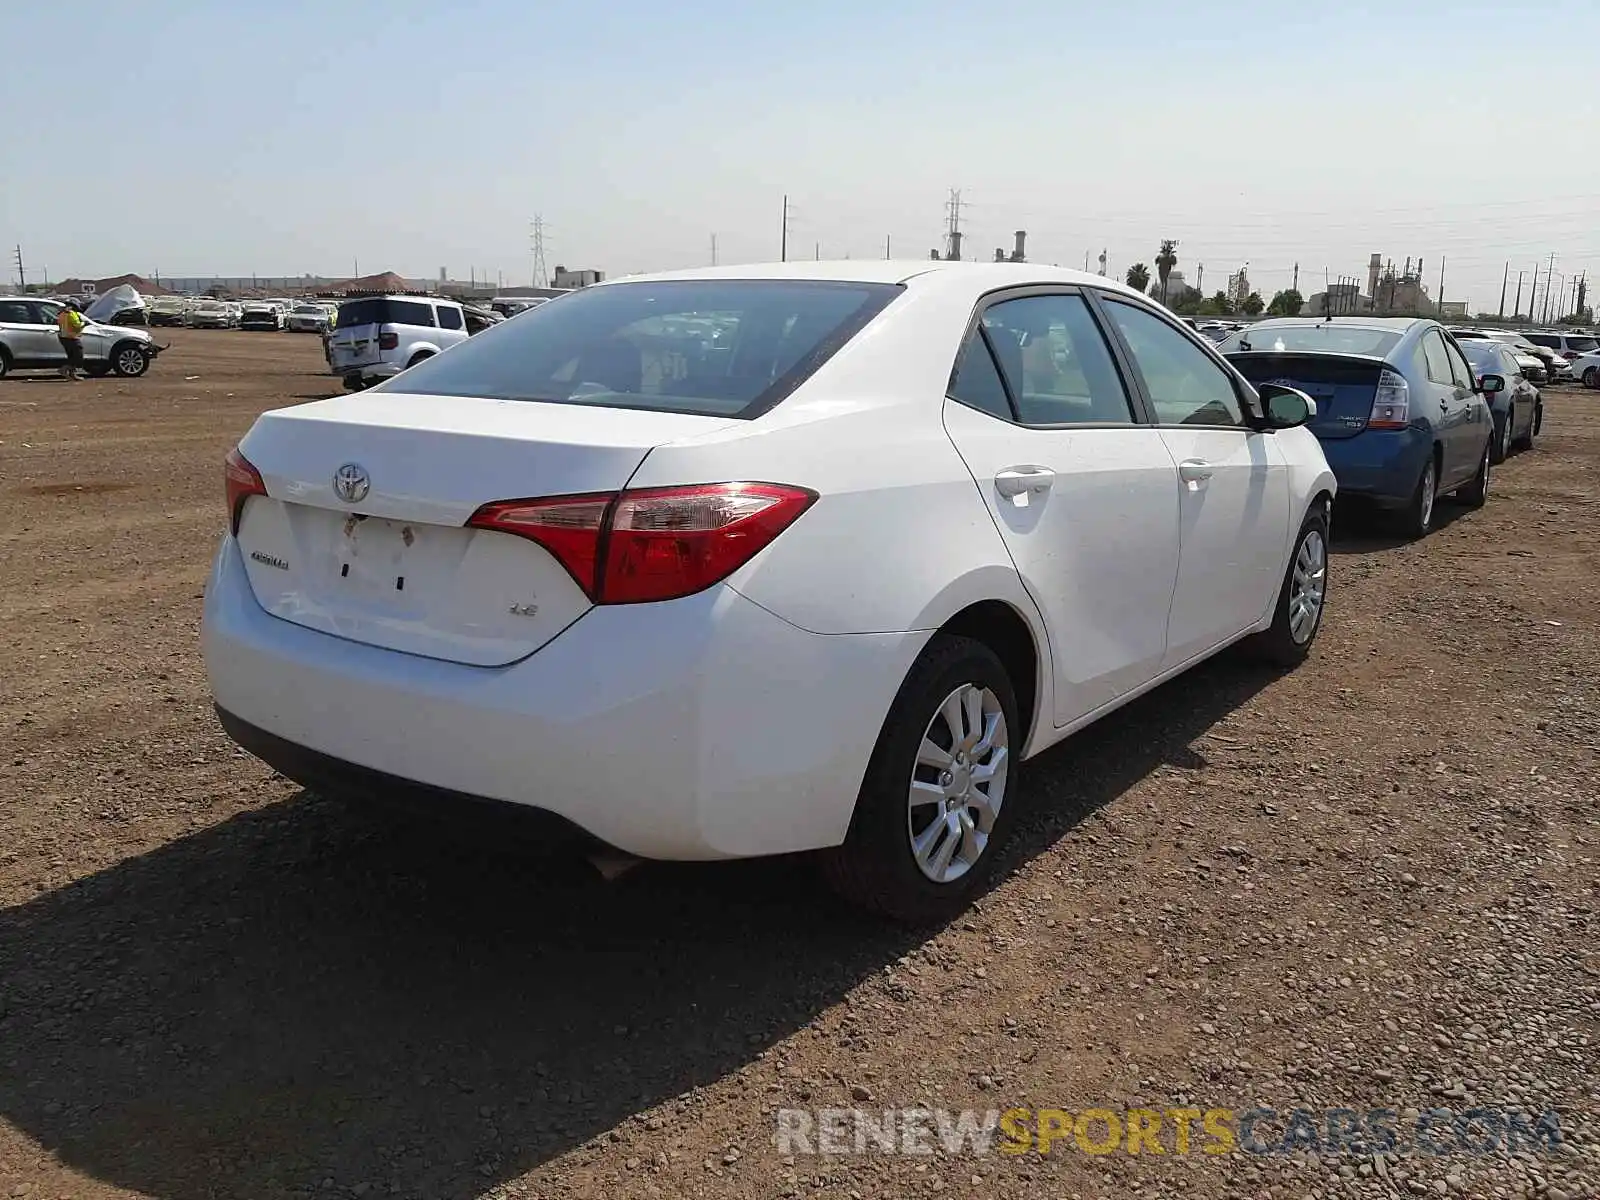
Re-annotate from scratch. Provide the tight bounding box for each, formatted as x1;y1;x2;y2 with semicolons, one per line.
530;215;550;287
943;189;964;261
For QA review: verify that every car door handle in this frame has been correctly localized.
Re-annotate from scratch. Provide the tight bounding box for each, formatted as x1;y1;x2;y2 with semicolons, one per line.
1178;459;1214;484
994;466;1054;500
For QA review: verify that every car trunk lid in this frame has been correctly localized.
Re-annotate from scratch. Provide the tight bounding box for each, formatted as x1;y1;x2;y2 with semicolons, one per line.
1227;352;1388;440
232;393;739;666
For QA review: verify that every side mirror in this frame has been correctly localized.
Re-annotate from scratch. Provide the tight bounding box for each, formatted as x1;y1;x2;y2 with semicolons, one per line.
1256;383;1317;429
1478;373;1505;394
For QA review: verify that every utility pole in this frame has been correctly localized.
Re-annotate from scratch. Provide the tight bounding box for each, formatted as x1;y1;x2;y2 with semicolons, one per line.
13;245;23;289
814;242;820;262
1291;262;1298;293
710;233;718;266
530;215;549;287
1542;252;1556;324
1198;263;1205;293
884;234;891;260
1513;271;1525;319
1498;262;1509;318
780;194;790;262
1438;257;1445;316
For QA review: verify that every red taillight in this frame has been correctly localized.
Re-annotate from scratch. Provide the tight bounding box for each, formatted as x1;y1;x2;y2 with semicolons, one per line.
224;446;267;534
378;331;399;351
467;493;613;596
467;482;817;605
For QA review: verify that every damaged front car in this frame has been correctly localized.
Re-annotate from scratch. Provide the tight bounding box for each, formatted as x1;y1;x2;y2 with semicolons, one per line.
5;289;170;378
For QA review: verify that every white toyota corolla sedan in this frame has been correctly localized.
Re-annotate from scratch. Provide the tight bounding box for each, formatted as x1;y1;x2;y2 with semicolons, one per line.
204;261;1336;922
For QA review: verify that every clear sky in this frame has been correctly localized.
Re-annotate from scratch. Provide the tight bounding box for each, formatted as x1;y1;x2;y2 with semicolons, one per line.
4;0;1598;315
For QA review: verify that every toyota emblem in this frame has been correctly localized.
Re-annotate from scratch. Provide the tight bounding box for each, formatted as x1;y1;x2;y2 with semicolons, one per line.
332;463;370;504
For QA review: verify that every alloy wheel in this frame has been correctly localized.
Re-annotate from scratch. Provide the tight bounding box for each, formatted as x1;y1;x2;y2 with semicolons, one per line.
907;683;1009;884
1288;529;1327;645
116;347;146;376
1419;461;1436;530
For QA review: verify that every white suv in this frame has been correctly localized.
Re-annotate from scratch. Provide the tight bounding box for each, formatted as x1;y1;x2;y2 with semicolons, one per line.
327;295;476;390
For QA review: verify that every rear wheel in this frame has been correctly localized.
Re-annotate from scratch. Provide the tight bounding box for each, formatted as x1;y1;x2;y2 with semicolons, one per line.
1455;439;1491;508
406;351;434;370
111;342;150;377
1491;408;1513;464
1244;505;1329;667
1396;454;1438;540
0;347;10;379
822;635;1019;924
1583;366;1598;389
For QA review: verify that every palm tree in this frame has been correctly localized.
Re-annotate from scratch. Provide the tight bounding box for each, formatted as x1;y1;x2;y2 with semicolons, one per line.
1126;263;1151;293
1155;239;1179;304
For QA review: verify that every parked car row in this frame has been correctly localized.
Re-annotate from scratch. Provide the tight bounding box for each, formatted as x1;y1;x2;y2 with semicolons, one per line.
1448;326;1600;385
1217;317;1514;536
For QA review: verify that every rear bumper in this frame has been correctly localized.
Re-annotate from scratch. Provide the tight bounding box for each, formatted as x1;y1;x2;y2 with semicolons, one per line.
1315;426;1431;506
334;361;401;383
202;536;924;860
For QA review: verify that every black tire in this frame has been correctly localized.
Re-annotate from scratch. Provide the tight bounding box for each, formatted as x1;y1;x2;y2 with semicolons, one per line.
110;341;150;378
1513;402;1537;451
0;347;10;379
1530;403;1542;440
1395;453;1438;540
406;351;434;370
84;365;110;378
821;634;1021;925
1455;438;1490;508
1491;407;1513;464
1583;366;1598;389
1243;503;1330;668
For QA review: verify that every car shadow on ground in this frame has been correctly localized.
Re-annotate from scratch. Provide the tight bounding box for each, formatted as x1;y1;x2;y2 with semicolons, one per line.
0;656;1277;1199
1328;498;1472;554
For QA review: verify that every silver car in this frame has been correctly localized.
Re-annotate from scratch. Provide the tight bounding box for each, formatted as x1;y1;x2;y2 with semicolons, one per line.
0;298;164;379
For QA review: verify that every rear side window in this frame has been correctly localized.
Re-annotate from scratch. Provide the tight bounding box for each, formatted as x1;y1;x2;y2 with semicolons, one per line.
437;306;464;331
0;301;34;323
383;279;901;418
1523;333;1558;349
979;294;1134;425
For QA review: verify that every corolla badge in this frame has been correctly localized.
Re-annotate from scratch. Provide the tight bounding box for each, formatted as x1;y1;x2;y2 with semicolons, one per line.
332;463;371;503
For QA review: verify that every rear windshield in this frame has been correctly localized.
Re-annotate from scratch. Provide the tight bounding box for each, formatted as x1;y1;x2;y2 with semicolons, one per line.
382;279;902;418
1458;341;1507;370
336;298;436;329
1563;335;1598;354
1220;324;1402;357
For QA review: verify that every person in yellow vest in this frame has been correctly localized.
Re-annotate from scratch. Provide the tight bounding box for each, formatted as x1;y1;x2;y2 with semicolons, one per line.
56;301;88;380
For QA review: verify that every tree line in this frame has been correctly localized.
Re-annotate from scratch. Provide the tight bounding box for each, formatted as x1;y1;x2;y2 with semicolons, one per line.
1122;240;1303;319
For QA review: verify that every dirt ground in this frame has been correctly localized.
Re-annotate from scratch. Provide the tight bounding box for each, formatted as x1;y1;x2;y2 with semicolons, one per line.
0;329;1596;1200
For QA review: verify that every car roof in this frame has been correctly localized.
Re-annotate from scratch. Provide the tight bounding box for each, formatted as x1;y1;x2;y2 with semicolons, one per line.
609;259;1149;299
1250;316;1431;332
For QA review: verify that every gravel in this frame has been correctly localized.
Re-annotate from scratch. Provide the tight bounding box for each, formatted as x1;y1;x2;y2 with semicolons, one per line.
0;333;1595;1198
